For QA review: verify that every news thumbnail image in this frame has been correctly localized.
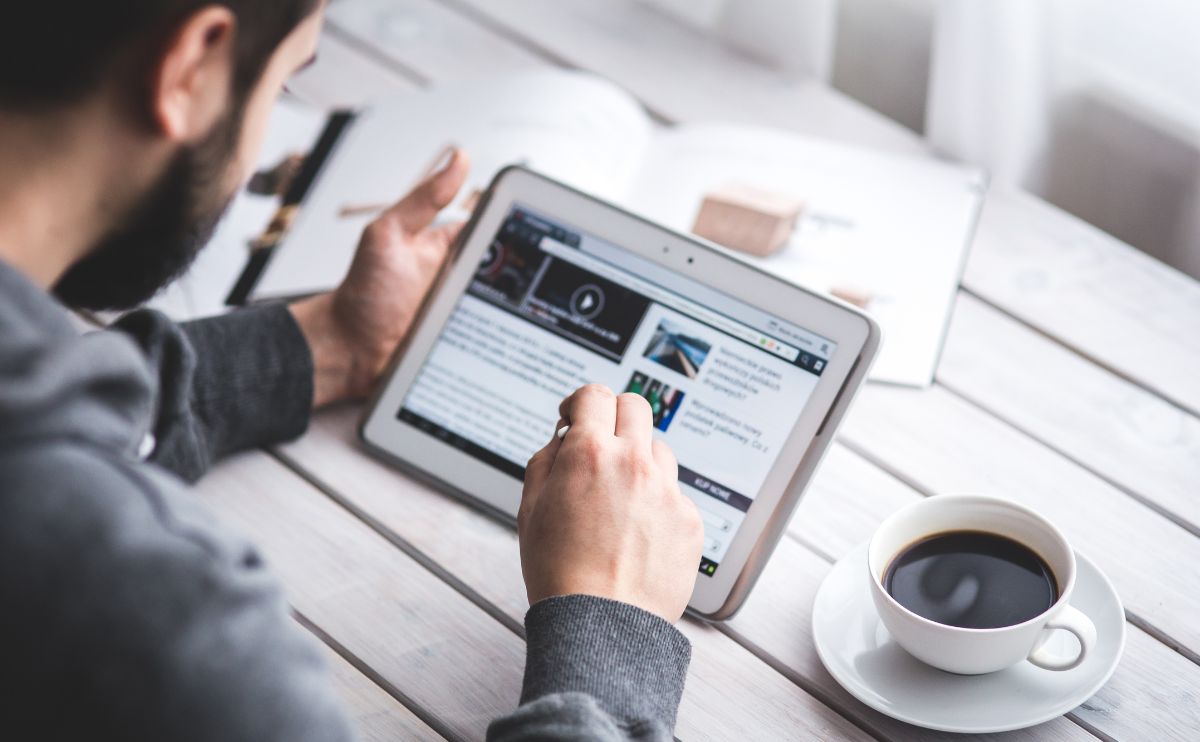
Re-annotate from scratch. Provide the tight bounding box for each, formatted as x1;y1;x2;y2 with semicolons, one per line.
625;371;685;432
642;319;712;379
471;214;550;306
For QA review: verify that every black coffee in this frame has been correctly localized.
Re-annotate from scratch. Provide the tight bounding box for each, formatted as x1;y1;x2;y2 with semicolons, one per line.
883;530;1057;629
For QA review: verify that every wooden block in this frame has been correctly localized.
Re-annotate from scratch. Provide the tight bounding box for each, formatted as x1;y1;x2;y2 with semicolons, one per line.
691;184;804;257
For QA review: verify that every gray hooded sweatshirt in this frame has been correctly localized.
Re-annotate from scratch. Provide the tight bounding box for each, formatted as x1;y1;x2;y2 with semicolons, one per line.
0;259;689;740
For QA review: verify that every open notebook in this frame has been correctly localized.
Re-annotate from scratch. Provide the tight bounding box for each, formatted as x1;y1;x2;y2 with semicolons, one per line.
242;70;985;387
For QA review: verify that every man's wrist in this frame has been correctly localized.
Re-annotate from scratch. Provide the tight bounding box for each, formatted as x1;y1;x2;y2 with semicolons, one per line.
520;595;691;730
289;293;368;408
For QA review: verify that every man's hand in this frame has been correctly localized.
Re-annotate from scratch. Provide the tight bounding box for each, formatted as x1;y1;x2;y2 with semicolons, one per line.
519;384;705;623
290;148;470;407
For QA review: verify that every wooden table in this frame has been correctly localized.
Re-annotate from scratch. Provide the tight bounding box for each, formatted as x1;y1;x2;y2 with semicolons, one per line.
193;2;1200;739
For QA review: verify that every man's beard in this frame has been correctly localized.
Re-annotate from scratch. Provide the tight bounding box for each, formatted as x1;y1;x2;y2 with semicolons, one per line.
53;109;242;311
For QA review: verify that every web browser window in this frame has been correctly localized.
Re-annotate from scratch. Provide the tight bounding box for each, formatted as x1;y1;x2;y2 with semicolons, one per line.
399;205;836;575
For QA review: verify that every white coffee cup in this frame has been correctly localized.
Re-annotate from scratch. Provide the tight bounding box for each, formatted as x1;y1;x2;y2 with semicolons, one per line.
868;495;1097;675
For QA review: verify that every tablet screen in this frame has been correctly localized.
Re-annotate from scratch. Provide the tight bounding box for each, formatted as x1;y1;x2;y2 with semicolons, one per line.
398;205;836;575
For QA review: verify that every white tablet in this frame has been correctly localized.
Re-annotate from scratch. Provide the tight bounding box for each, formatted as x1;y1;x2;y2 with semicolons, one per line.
361;167;880;619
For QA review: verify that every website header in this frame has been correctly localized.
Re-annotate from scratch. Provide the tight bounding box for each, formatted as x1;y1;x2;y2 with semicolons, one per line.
540;237;815;368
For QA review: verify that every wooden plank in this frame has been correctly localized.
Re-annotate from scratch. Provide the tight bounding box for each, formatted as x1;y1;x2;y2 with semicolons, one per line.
194;450;525;741
838;383;1200;660
679;621;871;741
289;24;419;107
789;444;915;559
1080;626;1200;742
963;188;1200;417
326;0;545;85
938;293;1200;533
275;406;877;741
317;636;443;740
793;443;1200;741
332;0;924;153
274;407;1200;740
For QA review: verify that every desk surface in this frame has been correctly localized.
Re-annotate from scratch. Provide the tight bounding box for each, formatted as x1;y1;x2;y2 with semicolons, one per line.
194;2;1200;739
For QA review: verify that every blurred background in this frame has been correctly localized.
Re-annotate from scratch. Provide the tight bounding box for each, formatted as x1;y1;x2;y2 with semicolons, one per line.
180;0;1198;325
639;0;1200;278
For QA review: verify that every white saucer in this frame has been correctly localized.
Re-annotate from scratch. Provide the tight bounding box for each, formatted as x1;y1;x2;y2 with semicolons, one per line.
812;542;1126;734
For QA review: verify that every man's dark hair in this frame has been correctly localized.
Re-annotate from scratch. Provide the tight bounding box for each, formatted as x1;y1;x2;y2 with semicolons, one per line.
0;1;321;111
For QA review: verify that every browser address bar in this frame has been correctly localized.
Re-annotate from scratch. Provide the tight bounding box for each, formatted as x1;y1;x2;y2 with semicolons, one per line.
539;237;800;363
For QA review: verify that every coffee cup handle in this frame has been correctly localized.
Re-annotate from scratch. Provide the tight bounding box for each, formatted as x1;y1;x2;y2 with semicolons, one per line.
1027;605;1097;671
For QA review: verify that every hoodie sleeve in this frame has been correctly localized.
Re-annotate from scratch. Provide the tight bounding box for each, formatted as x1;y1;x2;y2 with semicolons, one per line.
112;304;313;482
487;596;691;741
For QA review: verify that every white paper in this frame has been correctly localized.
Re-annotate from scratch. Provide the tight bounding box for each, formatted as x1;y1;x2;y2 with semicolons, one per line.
624;124;986;387
253;70;653;300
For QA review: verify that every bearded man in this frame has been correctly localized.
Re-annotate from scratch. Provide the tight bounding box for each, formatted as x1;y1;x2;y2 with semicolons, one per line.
0;2;703;740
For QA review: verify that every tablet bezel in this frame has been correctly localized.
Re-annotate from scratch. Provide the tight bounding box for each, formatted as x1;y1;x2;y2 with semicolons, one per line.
361;166;880;619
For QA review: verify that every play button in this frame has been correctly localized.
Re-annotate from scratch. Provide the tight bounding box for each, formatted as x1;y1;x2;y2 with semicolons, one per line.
569;284;605;320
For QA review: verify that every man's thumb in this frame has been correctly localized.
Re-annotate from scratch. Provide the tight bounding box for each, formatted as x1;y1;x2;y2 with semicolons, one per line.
388;147;471;236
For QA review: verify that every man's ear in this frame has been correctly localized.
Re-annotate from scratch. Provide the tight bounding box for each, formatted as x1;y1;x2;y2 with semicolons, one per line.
150;6;237;142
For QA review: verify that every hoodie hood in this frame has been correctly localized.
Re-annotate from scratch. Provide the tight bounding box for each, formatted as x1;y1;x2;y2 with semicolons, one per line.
0;259;153;456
